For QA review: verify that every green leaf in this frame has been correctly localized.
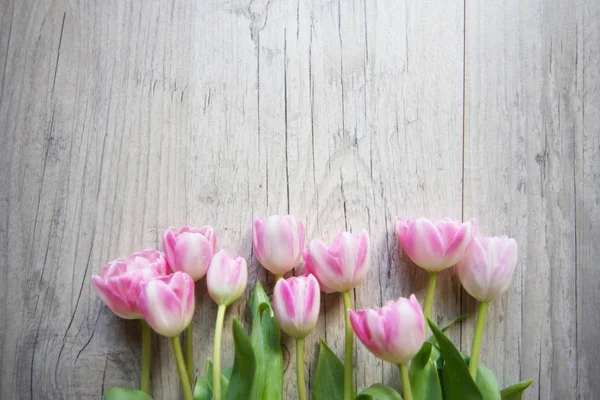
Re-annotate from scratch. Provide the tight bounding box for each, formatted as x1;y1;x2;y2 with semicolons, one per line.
313;339;344;400
226;319;256;400
193;377;212;400
427;318;483;400
460;354;501;400
206;360;231;397
409;342;442;400
426;314;468;344
104;388;152;400
354;384;403;400
500;379;533;400
248;282;283;400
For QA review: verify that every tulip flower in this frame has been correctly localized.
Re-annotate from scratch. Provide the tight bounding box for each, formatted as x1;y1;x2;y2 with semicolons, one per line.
272;275;320;400
303;230;370;400
207;250;248;306
349;295;425;400
303;230;370;293
395;217;477;332
207;250;248;400
456;235;518;379
92;249;168;319
252;215;305;278
138;272;195;400
456;236;518;303
138;271;195;337
162;225;216;384
91;249;168;394
162;226;216;281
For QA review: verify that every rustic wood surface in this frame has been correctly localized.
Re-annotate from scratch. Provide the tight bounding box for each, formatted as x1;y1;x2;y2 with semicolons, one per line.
0;0;598;399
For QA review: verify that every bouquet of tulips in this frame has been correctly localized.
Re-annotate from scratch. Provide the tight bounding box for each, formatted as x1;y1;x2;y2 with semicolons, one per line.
93;216;532;400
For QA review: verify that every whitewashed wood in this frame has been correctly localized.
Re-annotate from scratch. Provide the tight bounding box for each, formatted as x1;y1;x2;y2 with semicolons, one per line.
0;0;597;399
463;0;600;398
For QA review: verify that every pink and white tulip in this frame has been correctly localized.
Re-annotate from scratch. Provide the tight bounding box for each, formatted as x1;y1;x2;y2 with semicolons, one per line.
303;230;370;293
396;217;477;272
162;226;217;281
137;272;195;337
252;215;305;276
92;249;168;319
456;236;518;302
272;274;320;339
349;295;425;365
207;250;248;306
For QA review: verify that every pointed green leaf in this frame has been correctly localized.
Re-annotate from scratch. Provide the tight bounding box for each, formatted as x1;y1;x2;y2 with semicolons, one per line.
206;360;231;397
354;384;403;400
459;353;501;400
409;342;442;400
193;377;212;400
226;319;256;400
313;339;344;400
248;282;283;400
104;388;152;400
427;318;482;400
500;379;533;400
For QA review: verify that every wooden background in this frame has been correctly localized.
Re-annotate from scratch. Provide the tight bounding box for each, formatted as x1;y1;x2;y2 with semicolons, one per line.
1;0;598;398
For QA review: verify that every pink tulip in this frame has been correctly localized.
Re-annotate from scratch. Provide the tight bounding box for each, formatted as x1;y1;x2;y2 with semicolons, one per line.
272;274;320;339
207;250;248;306
92;249;168;319
456;236;518;302
162;226;217;281
137;272;195;337
349;295;425;365
252;215;305;276
396;217;477;272
303;230;370;293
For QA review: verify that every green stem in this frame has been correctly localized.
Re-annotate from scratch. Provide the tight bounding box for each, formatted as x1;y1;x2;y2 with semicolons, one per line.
423;271;439;336
140;320;151;394
296;338;307;400
185;322;194;386
342;291;354;400
398;364;413;400
469;301;488;379
171;336;193;400
212;304;227;400
275;275;283;282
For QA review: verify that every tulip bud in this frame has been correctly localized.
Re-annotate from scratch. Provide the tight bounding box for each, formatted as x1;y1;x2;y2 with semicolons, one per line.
303;230;370;293
456;236;518;302
252;215;305;276
162;226;217;281
137;272;195;337
396;217;477;272
207;250;248;306
272;274;320;339
349;295;425;365
92;249;168;319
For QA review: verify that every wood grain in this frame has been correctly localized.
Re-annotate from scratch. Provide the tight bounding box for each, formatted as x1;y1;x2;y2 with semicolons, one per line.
0;0;597;399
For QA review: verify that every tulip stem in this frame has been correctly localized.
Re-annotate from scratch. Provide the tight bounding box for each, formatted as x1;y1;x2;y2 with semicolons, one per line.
275;275;283;281
212;304;227;400
171;336;193;400
342;291;354;400
423;271;438;336
140;320;151;394
469;301;488;380
185;322;194;386
398;364;413;400
296;338;307;400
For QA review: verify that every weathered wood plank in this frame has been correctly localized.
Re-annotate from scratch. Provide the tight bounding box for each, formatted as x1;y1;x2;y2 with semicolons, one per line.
575;1;600;397
463;0;594;398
